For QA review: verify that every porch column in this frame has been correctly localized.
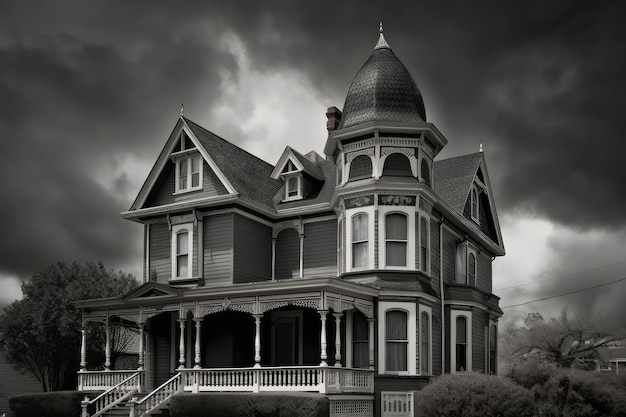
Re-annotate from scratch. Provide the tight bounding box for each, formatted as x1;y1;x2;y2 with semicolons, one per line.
80;326;87;371
333;312;343;367
193;317;203;368
253;314;263;368
367;318;375;369
177;318;186;369
137;323;145;370
318;310;328;366
104;318;111;370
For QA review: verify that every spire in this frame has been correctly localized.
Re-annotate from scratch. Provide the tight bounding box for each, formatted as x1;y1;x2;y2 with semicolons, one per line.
479;141;484;152
374;22;390;50
180;101;184;116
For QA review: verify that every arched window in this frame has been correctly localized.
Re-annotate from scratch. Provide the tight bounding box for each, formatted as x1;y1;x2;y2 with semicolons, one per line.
421;159;431;186
382;153;412;177
352;312;368;369
468;252;476;285
175;230;189;278
348;155;373;181
337;219;344;274
471;188;479;220
489;324;497;374
386;310;408;372
420;312;430;374
386;213;408;267
351;213;368;268
419;217;429;272
456;316;467;371
286;176;299;198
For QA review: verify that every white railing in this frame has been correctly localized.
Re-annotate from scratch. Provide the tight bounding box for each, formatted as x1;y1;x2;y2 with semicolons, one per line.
130;372;182;417
81;372;142;417
78;370;142;391
182;367;374;394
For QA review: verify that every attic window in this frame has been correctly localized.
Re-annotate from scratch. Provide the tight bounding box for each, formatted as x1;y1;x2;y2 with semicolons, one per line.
283;174;302;201
172;131;203;194
470;187;479;222
282;160;297;173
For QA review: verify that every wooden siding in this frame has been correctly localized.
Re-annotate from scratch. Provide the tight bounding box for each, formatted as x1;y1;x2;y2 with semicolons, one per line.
429;217;441;296
275;228;299;280
144;160;229;208
303;219;337;278
477;251;492;293
0;348;42;414
441;228;457;285
149;222;171;284
472;310;488;373
431;308;442;375
233;214;272;283
203;213;233;285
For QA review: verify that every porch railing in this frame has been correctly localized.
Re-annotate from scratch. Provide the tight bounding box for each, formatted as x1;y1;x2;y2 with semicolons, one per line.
78;370;143;391
129;372;182;417
182;366;374;394
81;371;143;417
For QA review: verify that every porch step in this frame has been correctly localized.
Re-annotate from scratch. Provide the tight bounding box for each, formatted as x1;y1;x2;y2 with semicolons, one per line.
100;402;170;417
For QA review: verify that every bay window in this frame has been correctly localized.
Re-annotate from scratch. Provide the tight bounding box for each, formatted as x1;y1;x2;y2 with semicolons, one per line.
385;213;408;267
385;310;408;372
351;213;369;269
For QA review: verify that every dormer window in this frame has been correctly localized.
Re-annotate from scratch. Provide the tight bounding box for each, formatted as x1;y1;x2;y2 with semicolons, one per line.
284;174;302;200
172;131;203;194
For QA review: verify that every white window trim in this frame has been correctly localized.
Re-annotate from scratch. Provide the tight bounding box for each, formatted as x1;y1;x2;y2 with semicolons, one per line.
470;186;480;222
378;301;416;375
282;173;302;201
450;310;472;373
171;223;193;279
378;207;415;270
174;153;203;194
467;248;477;286
488;319;498;375
418;215;430;274
346;207;375;272
418;305;432;376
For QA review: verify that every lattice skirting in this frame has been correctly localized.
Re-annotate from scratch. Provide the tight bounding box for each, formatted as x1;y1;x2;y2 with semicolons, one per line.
330;398;373;417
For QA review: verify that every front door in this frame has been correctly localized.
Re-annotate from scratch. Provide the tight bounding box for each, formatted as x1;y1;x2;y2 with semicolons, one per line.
271;311;303;365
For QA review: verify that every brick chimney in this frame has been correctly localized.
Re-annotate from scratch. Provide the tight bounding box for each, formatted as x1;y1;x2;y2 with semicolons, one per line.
326;106;343;132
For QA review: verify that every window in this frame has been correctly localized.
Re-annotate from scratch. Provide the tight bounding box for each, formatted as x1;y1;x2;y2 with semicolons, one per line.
470;187;479;221
172;224;193;279
284;175;301;200
468;252;476;285
348;155;373;180
337;219;344;274
351;213;368;269
352;312;368;369
420;311;431;375
419;217;429;272
456;316;467;371
451;310;472;373
382;153;412;177
385;310;408;372
489;323;497;374
386;213;408;267
175;154;202;193
421;159;431;186
337;158;343;186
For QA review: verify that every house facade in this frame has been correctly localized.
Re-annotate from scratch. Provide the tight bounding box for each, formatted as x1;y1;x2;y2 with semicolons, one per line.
75;28;504;417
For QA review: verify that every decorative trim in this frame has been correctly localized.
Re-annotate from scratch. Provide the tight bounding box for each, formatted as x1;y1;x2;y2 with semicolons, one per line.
345;195;374;209
378;195;415;206
381;147;415;158
346;148;375;163
419;196;434;214
261;298;321;313
198;300;255;316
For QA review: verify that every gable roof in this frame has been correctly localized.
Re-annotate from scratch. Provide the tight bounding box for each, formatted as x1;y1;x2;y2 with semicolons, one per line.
434;151;504;251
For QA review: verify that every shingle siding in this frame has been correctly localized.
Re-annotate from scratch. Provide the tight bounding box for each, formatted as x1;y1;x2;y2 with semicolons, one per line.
0;348;42;414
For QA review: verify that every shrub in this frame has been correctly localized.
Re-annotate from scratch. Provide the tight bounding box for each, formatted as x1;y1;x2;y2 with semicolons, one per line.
417;372;534;417
9;391;84;417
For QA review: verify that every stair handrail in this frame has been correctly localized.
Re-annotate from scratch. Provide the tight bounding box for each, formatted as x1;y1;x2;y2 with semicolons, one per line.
81;371;142;417
131;372;182;416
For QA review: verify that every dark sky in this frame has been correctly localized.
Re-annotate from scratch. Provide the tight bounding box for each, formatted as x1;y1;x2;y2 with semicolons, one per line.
1;0;625;326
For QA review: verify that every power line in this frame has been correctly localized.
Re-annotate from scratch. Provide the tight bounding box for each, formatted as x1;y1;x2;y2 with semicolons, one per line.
494;259;626;291
501;276;626;309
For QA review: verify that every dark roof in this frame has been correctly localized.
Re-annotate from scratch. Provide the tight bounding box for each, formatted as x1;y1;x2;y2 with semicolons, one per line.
434;153;482;213
274;156;336;211
184;117;283;210
287;146;324;180
338;40;426;129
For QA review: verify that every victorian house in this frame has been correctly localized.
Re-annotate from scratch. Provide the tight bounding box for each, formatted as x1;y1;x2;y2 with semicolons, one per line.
75;28;504;417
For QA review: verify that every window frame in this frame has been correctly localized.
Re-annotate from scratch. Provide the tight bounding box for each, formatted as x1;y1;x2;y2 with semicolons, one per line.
348;154;374;181
174;153;203;194
488;321;497;375
378;207;415;270
378;302;416;375
419;305;432;375
171;223;193;279
450;310;472;373
468;250;477;286
283;174;302;201
346;207;375;271
418;216;430;274
470;186;480;222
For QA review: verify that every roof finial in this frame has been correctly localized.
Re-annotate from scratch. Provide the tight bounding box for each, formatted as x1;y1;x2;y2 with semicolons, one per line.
180;101;184;116
374;22;390;50
479;141;484;152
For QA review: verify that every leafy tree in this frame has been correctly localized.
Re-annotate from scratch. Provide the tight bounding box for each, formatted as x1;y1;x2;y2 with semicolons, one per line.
508;308;626;369
0;261;136;391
